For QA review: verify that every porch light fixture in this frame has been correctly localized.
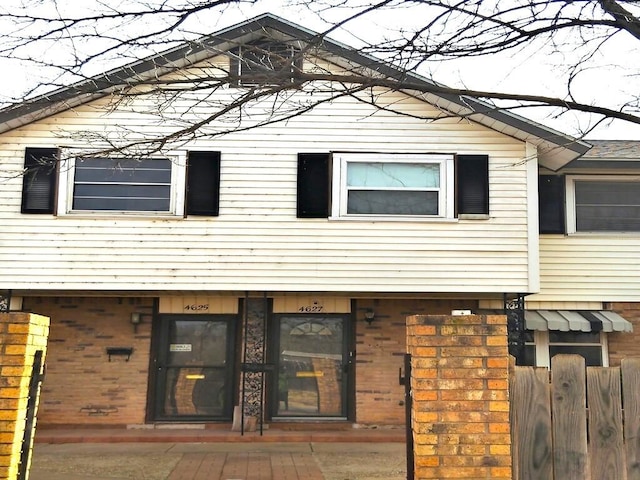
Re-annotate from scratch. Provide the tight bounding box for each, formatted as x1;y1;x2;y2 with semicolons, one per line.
364;309;375;325
130;312;142;333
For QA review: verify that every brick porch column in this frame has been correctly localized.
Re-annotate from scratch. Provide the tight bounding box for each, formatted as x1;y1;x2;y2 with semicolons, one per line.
0;313;50;480
406;314;512;480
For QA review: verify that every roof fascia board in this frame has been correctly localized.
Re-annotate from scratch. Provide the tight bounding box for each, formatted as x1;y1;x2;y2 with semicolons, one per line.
562;159;640;170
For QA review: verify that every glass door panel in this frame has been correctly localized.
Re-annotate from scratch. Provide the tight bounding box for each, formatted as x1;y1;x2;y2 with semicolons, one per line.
274;316;347;418
156;316;233;419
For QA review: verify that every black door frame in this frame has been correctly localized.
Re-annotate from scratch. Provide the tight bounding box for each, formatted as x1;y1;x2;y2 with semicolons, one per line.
149;313;239;422
266;311;355;420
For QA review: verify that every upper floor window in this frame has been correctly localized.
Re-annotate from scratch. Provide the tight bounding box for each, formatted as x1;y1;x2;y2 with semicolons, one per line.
22;149;221;217
331;153;455;219
539;174;640;234
71;157;173;212
298;152;489;219
567;176;640;233
230;41;302;86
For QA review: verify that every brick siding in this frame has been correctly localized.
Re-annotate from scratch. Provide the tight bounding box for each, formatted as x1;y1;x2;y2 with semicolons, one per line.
24;296;481;428
609;303;640;367
23;297;153;426
354;299;476;425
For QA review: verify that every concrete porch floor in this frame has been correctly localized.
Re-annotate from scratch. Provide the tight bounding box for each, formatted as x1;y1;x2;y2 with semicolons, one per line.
29;426;406;479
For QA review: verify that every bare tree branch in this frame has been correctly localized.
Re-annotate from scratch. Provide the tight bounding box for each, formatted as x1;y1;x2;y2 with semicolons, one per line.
599;0;640;40
0;0;638;153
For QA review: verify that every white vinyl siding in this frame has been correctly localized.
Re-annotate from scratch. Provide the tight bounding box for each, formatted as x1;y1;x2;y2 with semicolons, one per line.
531;174;640;302
532;235;640;302
0;56;534;293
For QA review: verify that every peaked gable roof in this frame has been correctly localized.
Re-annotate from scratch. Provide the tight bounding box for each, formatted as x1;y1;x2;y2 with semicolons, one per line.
0;13;589;169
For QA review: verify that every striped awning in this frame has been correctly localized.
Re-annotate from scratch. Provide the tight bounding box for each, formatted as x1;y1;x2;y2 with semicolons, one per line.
524;310;633;333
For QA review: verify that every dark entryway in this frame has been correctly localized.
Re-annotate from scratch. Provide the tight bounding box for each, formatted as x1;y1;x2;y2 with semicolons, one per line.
152;314;237;420
269;315;352;419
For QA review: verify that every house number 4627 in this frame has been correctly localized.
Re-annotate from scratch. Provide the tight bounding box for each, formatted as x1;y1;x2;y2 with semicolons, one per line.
298;305;324;312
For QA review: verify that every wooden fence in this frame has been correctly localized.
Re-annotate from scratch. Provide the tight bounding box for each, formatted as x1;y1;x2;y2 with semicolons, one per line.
510;355;640;480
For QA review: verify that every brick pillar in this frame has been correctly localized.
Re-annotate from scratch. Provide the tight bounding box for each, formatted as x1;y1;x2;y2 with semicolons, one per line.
406;314;512;480
0;313;50;480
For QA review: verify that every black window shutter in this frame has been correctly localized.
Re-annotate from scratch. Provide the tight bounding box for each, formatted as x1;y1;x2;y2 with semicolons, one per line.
21;147;58;214
297;153;330;218
457;155;489;215
539;175;565;233
186;151;221;216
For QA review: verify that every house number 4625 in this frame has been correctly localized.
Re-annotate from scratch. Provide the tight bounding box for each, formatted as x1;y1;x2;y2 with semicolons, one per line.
184;304;209;311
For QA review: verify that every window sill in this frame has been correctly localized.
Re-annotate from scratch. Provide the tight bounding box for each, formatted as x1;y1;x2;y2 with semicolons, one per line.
458;214;490;220
329;215;458;223
57;212;184;220
568;231;640;236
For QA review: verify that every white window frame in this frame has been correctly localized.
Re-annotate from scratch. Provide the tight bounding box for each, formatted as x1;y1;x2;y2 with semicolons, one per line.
330;153;455;220
566;174;640;234
58;154;186;216
530;330;608;368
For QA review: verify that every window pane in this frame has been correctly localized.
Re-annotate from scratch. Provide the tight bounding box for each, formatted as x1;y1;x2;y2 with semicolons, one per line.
73;158;172;212
550;346;602;366
347;190;438;215
73;196;171;211
347;162;440;188
548;331;601;344
277;317;344;417
74;184;170;198
75;158;172;182
523;330;535;342
168;320;228;366
163;367;227;416
575;181;640;231
522;345;536;366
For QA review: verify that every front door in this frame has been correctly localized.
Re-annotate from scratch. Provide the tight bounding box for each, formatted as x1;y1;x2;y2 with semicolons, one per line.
154;315;236;420
271;315;351;419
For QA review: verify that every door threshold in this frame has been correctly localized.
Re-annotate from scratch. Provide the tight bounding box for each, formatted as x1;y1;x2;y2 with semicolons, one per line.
153;423;206;430
134;423;232;430
268;420;352;431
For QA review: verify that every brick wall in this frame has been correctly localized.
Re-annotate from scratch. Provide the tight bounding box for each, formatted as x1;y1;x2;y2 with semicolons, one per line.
22;295;491;429
0;312;49;480
406;314;512;480
355;299;476;425
609;303;640;366
23;297;153;426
